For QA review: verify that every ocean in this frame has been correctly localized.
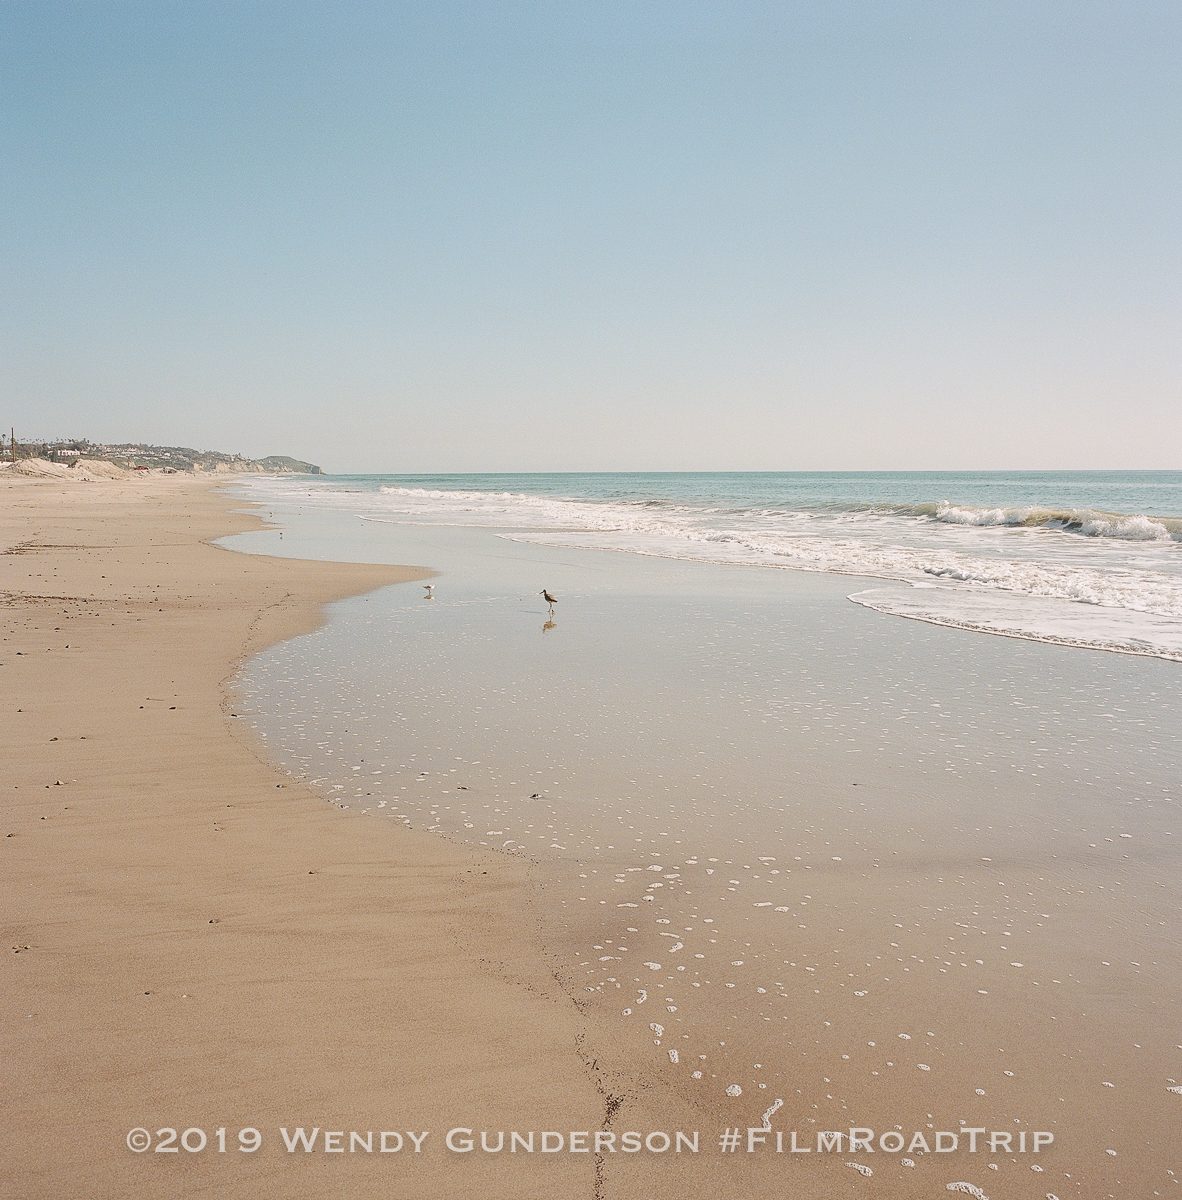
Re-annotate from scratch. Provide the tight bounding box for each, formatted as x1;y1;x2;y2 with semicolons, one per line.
224;469;1182;1195
242;470;1182;661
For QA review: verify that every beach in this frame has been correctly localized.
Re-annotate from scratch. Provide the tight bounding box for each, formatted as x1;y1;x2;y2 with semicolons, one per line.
0;474;605;1199
3;469;1180;1200
6;0;1179;1192
229;472;1182;1199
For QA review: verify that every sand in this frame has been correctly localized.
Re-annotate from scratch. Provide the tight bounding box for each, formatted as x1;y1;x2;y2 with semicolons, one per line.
0;473;603;1198
6;470;1175;1200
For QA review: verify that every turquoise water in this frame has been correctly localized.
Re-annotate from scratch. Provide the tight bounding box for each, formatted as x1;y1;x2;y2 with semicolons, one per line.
317;469;1182;521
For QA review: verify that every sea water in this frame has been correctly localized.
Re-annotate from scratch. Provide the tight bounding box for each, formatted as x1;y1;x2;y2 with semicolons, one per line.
239;470;1182;661
225;475;1182;1198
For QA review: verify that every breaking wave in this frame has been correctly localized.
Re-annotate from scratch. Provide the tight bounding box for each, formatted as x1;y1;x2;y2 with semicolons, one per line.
246;475;1182;662
373;487;1182;544
926;502;1180;541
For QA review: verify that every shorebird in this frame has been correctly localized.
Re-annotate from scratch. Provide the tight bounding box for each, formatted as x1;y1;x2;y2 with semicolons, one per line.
423;583;434;598
540;588;557;612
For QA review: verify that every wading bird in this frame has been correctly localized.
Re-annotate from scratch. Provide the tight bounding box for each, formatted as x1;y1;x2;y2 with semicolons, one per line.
423;583;434;598
540;588;558;613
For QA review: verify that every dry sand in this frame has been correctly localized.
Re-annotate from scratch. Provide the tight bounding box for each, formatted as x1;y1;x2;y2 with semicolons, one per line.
0;473;606;1198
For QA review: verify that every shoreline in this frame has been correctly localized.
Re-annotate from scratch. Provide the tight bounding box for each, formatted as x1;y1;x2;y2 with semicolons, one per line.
224;486;1182;1199
0;474;603;1198
6;470;1177;1198
242;470;1182;666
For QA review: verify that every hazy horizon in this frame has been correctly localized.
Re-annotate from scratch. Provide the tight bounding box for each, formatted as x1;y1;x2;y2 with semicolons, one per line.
9;436;1182;478
4;2;1180;472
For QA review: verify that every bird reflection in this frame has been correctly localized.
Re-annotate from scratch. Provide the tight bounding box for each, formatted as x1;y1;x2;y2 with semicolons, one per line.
542;619;557;634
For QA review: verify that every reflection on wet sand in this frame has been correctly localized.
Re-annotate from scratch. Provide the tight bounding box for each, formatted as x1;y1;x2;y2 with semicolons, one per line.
233;519;1182;1200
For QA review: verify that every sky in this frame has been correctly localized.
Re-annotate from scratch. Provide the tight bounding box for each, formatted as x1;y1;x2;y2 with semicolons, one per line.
2;1;1179;472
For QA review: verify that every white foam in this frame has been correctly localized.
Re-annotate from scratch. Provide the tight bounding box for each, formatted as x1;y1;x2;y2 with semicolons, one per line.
851;583;1182;662
239;475;1182;661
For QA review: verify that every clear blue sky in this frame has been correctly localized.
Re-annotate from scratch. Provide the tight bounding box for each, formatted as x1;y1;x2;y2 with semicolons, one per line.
3;1;1179;471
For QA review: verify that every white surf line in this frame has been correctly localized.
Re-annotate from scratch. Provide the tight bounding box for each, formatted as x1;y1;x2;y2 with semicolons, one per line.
847;588;1182;664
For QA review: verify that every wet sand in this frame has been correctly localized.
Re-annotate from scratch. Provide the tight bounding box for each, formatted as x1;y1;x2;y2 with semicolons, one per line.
0;474;605;1199
231;503;1182;1200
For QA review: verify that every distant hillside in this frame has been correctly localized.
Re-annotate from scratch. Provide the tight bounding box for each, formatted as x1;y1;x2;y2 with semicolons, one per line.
2;438;321;474
255;455;322;474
